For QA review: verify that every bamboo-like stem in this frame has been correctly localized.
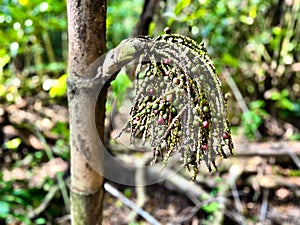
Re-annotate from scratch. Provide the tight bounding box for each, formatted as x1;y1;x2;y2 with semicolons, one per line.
67;0;106;224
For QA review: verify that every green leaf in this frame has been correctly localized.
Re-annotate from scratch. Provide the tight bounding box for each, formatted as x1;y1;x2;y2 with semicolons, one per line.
148;22;155;36
279;98;295;111
0;201;10;218
202;201;219;213
221;53;239;68
111;72;132;95
174;0;191;15
0;52;10;72
269;90;281;100
35;217;47;224
249;100;265;109
281;89;289;97
51;121;69;139
239;15;254;25
49;74;67;98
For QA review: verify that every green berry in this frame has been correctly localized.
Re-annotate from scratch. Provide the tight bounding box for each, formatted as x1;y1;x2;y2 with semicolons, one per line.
152;103;159;110
203;106;209;112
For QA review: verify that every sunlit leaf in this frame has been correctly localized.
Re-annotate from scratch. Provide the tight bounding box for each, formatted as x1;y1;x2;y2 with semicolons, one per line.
111;72;132;98
18;0;28;6
174;0;191;15
4;138;22;150
202;201;219;213
148;22;155;36
221;53;239;68
269;90;281;100
49;74;67;98
249;5;257;19
239;15;254;25
278;98;295;111
0;53;11;75
249;100;265;109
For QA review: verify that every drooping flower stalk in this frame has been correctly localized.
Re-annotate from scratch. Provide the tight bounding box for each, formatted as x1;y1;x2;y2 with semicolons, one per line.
117;31;234;179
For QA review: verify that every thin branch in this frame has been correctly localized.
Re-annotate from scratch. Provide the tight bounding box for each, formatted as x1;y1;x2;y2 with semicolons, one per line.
34;126;70;212
259;189;269;223
231;181;247;225
28;184;60;219
104;182;161;225
222;68;262;140
287;145;300;169
128;154;150;221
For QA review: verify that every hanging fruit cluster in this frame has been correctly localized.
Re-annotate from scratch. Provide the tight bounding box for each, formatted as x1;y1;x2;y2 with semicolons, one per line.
118;29;234;180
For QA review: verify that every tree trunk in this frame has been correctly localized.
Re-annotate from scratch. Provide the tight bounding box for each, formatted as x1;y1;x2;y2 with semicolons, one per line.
67;0;106;224
132;0;159;37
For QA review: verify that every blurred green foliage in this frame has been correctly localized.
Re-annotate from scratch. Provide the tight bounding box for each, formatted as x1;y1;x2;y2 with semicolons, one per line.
106;71;132;112
0;0;67;104
0;173;48;224
241;100;269;139
106;0;143;49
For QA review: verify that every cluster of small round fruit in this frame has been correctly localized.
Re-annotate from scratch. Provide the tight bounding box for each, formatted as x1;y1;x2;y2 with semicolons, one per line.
119;31;234;179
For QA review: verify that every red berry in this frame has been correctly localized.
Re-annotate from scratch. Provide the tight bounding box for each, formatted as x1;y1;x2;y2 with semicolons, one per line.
164;70;170;76
149;88;155;95
201;144;208;150
222;132;230;139
153;109;159;115
202;120;209;128
164;27;171;34
136;117;140;121
157;117;165;125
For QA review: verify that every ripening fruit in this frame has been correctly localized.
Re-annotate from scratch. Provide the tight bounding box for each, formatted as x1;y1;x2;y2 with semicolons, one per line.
153;109;159;115
201;144;208;150
149;88;155;95
202;120;209;128
164;27;171;34
157;117;165;125
203;106;209;112
164;70;170;76
222;132;230;139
